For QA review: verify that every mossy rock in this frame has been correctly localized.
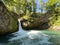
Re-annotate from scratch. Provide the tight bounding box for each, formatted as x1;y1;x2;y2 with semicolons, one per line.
0;2;18;35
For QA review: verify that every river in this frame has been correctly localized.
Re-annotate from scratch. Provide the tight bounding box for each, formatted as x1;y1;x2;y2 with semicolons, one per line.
0;19;60;45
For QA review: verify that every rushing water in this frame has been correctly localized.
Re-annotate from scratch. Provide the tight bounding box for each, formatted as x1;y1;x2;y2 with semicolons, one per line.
0;19;60;45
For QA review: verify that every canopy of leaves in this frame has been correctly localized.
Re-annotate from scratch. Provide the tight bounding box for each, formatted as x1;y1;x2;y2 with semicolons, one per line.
46;0;60;12
2;0;36;15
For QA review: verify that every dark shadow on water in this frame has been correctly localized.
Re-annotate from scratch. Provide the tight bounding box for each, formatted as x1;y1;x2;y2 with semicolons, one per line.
0;34;16;43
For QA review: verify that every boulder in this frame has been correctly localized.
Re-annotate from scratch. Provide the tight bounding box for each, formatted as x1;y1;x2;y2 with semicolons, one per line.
0;2;18;35
20;14;51;30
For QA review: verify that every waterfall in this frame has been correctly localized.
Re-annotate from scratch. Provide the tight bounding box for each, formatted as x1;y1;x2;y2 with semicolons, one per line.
18;18;23;30
9;19;52;45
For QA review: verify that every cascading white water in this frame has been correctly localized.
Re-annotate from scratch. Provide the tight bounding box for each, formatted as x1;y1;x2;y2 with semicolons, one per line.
0;19;60;45
9;19;52;45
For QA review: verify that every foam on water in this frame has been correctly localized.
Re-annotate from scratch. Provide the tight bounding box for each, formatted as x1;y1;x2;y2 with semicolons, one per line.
9;30;52;45
8;19;52;45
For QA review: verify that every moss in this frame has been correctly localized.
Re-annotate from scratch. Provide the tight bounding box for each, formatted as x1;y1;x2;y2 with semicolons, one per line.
0;2;18;35
9;14;18;33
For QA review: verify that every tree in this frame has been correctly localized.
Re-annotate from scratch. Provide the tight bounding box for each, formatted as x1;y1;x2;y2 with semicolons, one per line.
45;0;60;26
3;0;37;15
46;0;60;12
39;0;44;13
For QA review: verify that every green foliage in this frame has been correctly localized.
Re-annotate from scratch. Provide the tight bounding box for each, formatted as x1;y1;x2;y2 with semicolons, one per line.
1;0;60;27
45;0;60;12
3;0;36;15
21;12;35;23
45;0;60;26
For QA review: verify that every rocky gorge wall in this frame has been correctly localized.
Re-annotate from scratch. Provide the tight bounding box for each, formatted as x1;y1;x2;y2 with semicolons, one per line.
0;2;18;35
20;13;60;30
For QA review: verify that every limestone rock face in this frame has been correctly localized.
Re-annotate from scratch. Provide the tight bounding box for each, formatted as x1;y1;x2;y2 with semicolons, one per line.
0;2;18;35
20;14;51;30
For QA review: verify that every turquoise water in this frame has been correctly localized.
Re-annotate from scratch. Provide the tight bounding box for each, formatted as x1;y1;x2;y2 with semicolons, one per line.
0;20;60;45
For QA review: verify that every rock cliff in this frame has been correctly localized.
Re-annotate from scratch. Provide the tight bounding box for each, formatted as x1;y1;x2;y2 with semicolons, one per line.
0;2;18;35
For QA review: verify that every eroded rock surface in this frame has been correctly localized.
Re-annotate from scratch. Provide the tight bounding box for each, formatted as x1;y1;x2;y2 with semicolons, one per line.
0;2;18;35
